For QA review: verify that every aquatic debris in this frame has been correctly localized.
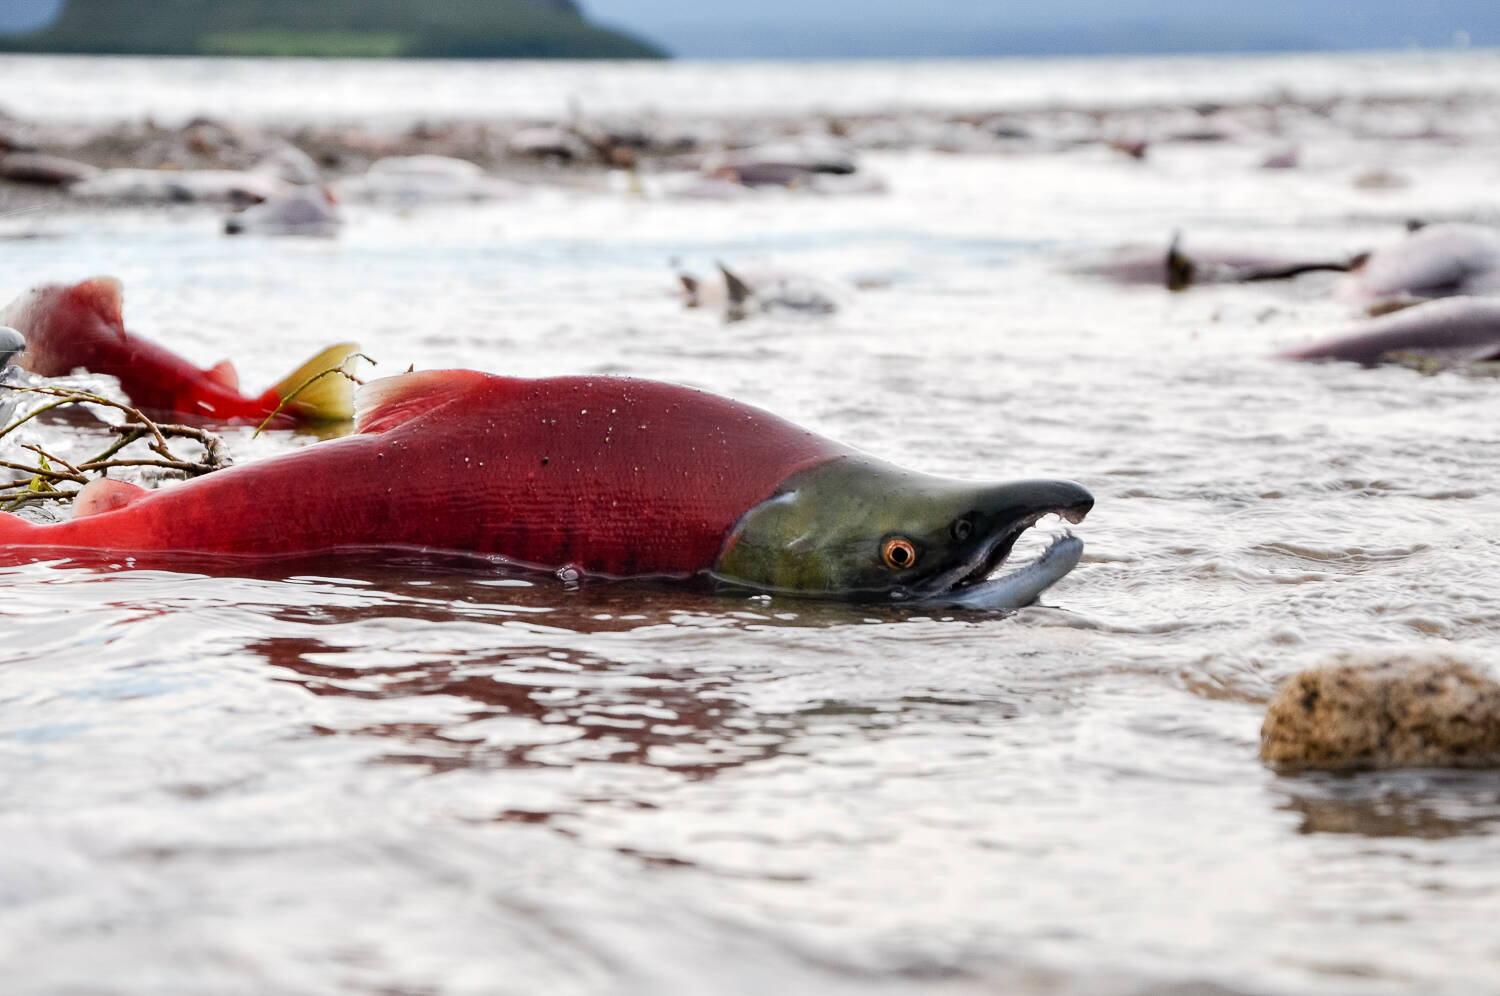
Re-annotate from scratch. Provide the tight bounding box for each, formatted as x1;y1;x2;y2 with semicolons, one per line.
1381;352;1500;378
0;383;228;510
507;125;591;163
707;138;858;185
1261;653;1500;770
1353;169;1410;191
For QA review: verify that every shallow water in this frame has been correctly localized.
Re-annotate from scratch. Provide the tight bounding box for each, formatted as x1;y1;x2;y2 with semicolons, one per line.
4;52;1500;995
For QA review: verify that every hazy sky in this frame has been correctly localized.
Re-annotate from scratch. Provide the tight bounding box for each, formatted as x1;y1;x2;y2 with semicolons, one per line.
0;0;61;31
580;0;1500;56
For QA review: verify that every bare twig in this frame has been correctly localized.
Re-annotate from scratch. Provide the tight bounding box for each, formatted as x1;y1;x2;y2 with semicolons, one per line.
0;383;230;509
0;384;170;450
0;489;81;508
21;444;85;481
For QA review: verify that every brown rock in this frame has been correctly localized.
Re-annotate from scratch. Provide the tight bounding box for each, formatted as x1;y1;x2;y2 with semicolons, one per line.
1260;653;1500;770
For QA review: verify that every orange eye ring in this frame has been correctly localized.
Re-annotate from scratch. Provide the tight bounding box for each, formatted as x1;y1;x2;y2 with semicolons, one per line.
882;537;917;570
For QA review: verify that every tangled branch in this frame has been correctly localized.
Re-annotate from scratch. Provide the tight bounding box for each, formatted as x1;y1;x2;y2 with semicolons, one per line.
0;384;229;510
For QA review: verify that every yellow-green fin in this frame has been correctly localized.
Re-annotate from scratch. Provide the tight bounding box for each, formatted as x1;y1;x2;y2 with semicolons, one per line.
270;342;362;422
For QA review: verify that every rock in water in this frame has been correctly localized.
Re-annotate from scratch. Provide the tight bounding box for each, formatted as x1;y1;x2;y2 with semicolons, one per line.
1261;653;1500;770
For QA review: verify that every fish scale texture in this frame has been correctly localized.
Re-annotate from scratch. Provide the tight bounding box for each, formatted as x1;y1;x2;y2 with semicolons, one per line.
0;371;850;576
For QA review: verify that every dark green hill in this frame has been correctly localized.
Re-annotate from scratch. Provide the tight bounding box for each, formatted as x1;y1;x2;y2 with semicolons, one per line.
0;0;666;58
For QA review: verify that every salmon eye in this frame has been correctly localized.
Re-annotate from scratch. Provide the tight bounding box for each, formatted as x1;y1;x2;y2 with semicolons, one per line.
882;537;917;570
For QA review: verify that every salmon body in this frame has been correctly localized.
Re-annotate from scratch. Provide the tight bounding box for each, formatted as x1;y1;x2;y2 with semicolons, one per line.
1343;223;1500;305
1283;297;1500;366
0;277;357;424
0;370;1094;606
0;370;845;575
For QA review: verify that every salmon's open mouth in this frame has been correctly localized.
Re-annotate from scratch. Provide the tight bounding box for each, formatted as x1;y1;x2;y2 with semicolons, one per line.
916;501;1091;610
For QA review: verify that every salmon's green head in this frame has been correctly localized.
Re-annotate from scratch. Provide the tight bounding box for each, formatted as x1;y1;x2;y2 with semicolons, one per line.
713;456;1093;609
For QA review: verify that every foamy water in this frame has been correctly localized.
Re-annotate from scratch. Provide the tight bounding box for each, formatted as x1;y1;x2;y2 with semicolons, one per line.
2;51;1500;995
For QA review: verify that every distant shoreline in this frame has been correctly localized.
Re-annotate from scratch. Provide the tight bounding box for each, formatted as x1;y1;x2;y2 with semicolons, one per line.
0;41;668;60
0;0;665;60
0;43;1494;63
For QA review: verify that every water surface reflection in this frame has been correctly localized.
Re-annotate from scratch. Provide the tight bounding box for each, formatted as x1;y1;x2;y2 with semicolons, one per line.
1274;770;1500;840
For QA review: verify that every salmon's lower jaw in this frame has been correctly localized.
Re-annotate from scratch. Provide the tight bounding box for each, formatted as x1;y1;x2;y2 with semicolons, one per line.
918;533;1085;610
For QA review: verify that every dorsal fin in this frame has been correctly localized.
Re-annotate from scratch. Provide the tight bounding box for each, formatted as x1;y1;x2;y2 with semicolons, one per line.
716;261;754;306
74;479;150;518
354;369;489;434
205;359;240;391
679;273;700;307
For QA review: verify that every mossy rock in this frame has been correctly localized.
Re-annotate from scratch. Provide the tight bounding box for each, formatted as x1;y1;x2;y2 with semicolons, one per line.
1261;652;1500;770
